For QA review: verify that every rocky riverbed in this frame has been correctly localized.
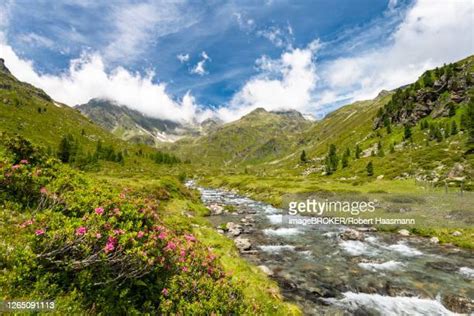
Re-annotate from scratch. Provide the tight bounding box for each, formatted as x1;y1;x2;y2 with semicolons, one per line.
186;181;474;315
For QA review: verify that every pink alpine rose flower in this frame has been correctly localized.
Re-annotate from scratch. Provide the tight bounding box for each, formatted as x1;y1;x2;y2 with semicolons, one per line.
20;159;28;164
35;229;45;236
165;241;177;251
158;231;167;239
104;236;117;253
104;242;115;253
113;229;125;235
184;234;196;242
95;207;104;215
11;164;21;170
95;233;102;239
75;226;87;236
20;219;34;228
40;187;48;195
137;231;145;238
161;288;169;296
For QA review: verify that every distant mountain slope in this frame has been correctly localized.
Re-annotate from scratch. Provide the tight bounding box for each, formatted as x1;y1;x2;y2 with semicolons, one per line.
0;59;121;151
76;99;224;146
76;99;198;145
169;107;312;166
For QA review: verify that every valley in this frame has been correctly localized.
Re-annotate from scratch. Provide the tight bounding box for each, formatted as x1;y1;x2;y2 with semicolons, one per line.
1;54;473;315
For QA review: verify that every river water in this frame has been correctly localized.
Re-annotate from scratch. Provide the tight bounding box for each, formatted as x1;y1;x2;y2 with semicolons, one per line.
186;181;474;315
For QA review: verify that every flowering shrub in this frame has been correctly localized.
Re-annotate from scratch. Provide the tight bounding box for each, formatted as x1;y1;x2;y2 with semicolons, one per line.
0;134;246;314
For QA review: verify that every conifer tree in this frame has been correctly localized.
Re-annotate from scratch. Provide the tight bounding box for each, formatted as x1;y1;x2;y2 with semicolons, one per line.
366;162;374;176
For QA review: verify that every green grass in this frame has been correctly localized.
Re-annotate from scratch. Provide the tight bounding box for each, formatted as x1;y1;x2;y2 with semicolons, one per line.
198;174;474;249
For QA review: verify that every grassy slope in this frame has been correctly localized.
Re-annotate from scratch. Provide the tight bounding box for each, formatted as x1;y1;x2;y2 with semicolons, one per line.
168;108;311;166
0;69;300;314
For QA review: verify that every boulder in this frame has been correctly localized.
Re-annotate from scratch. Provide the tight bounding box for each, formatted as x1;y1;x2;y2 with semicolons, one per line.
228;227;242;237
234;237;251;252
442;294;474;314
425;261;459;273
398;229;410;236
447;163;464;178
226;222;243;236
356;227;377;232
429;237;439;244
208;203;224;215
340;228;365;241
452;231;462;237
258;265;274;276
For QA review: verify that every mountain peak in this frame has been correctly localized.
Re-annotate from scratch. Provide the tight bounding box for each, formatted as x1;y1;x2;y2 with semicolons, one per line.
0;58;12;75
270;109;305;120
76;98;202;144
250;107;268;114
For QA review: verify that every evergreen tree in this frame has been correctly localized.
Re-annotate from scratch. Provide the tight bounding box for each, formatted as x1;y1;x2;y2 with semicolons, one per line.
116;151;124;165
444;64;453;79
467;98;474;145
403;125;412;141
325;144;339;175
366;162;374;177
355;144;361;159
345;147;351;158
341;154;348;168
451;120;458;135
300;150;307;163
423;71;433;87
413;81;421;91
341;148;350;168
58;134;77;163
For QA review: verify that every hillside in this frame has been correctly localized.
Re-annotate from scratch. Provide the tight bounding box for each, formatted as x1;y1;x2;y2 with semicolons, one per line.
169;107;312;166
0;60;122;152
288;55;474;182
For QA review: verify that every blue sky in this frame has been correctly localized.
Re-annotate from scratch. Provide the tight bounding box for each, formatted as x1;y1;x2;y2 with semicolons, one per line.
0;0;473;122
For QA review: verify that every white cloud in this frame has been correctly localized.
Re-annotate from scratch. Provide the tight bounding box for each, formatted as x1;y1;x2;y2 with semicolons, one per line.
177;53;189;63
103;1;199;62
218;40;321;121
0;41;208;123
257;24;294;48
190;51;210;76
319;0;474;104
0;1;13;31
233;13;255;32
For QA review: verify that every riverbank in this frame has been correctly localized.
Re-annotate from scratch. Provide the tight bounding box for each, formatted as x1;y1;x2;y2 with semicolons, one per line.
198;175;474;249
189;181;474;314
